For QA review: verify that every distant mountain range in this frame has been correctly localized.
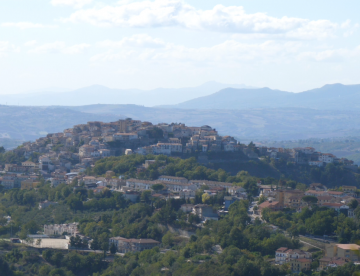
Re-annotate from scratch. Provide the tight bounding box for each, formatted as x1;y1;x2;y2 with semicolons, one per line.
3;82;360;110
0;82;254;107
0;105;120;141
69;105;360;141
2;103;360;149
2;82;360;150
164;83;360;110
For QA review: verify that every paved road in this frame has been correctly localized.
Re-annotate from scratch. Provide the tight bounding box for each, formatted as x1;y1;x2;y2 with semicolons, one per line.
248;201;263;222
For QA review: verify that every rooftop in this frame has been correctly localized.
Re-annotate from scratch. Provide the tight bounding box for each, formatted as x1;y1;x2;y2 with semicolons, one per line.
336;244;360;250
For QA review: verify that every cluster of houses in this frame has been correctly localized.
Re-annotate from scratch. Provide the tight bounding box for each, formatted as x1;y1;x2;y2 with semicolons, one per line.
275;248;312;272
258;183;359;216
39;221;161;253
275;243;360;271
0;119;357;191
0;119;245;190
258;146;355;168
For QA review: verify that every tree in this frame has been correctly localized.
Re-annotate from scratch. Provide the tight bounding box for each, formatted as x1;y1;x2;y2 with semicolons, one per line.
258;195;266;204
101;242;109;259
141;191;151;203
36;239;42;246
349;199;358;210
110;243;117;254
202;193;210;204
19;220;39;239
42;249;53;262
188;213;201;224
0;256;13;276
152;184;164;191
70;236;85;249
162;231;174;247
51;251;64;267
90;236;100;251
302;195;318;205
67;196;83;211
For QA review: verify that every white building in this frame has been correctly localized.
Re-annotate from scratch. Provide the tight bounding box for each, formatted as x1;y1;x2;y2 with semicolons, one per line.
319;154;335;163
126;178;160;190
158;176;188;183
156;143;182;153
44;223;78;236
113;133;138;141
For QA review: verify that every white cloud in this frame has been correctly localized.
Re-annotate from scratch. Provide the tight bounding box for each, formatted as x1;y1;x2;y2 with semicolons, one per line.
91;34;360;65
29;41;91;54
1;22;56;29
97;34;166;48
62;43;91;54
91;35;303;64
51;0;93;9
298;47;360;62
24;40;37;47
0;41;19;57
63;0;350;39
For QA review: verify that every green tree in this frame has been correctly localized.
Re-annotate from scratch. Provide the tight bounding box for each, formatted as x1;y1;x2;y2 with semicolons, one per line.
202;193;210;204
162;231;174;247
110;243;117;254
141;191;151;203
151;184;164;191
302;195;318;205
258;195;266;204
90;236;100;251
349;199;359;210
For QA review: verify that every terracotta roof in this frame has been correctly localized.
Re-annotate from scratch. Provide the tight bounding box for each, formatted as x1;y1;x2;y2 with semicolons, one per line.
322;203;343;207
295;258;312;263
259;201;279;209
317;196;334;201
336;244;360;250
306;190;325;195
328;191;344;195
276;247;288;252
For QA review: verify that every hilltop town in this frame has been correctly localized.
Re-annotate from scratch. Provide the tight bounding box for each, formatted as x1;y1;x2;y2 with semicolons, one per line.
1;119;360;275
0;118;356;191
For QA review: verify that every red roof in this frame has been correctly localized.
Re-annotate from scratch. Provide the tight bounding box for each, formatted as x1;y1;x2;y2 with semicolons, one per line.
322;203;343;207
328;191;343;195
306;190;326;195
259;201;279;209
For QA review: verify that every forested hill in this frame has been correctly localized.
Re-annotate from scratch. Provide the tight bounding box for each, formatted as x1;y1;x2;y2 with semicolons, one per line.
168;83;360;110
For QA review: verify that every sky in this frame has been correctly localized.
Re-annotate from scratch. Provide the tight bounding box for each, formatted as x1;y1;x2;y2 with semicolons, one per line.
0;0;359;94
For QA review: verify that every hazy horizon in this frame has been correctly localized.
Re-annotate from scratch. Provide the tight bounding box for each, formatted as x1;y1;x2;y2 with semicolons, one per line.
0;0;359;95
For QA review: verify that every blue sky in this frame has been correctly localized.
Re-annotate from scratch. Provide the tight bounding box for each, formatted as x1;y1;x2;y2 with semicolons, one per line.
0;0;359;94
